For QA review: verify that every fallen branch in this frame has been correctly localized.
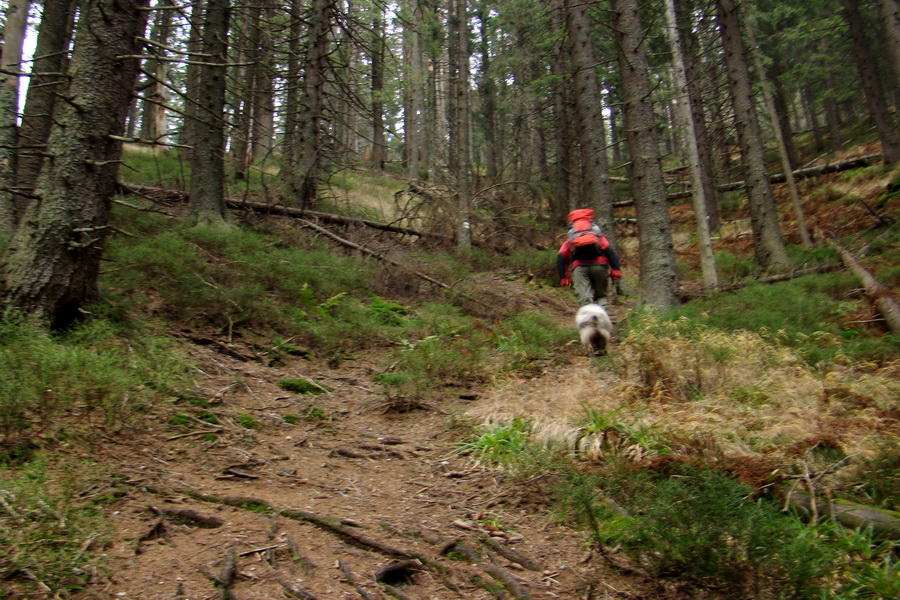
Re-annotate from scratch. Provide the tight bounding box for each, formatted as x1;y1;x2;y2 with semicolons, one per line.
718;153;884;192
119;183;431;237
478;537;543;571
614;153;885;206
830;240;900;333
784;489;900;539
337;560;377;600
150;506;224;528
199;546;238;600
278;578;320;600
295;217;454;292
479;563;533;600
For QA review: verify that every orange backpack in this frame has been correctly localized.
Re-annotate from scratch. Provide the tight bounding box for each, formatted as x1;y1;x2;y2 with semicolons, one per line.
568;218;607;261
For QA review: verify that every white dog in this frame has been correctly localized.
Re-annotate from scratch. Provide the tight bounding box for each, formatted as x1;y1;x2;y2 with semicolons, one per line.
575;303;613;355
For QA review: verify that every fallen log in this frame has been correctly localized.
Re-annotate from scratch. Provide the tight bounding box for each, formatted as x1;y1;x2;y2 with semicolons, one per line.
830;240;900;334
785;489;900;539
613;153;885;206
119;183;433;238
717;153;883;193
679;263;842;299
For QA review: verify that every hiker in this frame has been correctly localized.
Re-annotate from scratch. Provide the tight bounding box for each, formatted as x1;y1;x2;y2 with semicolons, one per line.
557;208;622;307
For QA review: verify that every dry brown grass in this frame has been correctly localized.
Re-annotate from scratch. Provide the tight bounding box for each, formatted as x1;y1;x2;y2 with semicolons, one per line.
466;317;899;475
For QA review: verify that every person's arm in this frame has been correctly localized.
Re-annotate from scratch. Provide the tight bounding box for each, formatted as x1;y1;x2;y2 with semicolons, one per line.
557;253;568;280
557;242;572;283
605;244;622;277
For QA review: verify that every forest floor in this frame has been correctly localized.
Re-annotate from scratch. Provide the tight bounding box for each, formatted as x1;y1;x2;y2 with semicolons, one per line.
58;155;898;600
71;273;647;600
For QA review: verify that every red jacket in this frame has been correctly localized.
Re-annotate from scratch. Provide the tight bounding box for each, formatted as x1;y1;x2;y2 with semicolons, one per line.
557;236;621;279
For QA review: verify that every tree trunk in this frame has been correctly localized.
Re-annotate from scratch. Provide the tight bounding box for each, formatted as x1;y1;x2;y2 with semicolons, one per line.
477;4;498;183
0;0;31;241
293;0;332;207
1;0;150;328
664;0;718;290
613;0;679;310
280;0;302;186
187;0;233;228
715;0;791;270
229;2;256;179
841;0;900;163
448;0;471;249
564;0;617;249
180;0;206;161
879;0;900;99
551;5;573;224
830;240;900;335
743;8;811;248
141;0;174;150
251;0;275;162
404;0;425;183
370;8;386;171
15;0;75;210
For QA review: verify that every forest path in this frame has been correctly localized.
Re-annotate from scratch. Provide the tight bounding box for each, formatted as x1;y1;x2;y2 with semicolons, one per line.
80;276;640;600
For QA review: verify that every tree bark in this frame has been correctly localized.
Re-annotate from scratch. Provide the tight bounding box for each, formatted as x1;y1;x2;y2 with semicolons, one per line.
15;0;75;211
370;7;386;171
830;240;900;335
1;0;150;328
743;8;811;248
564;0;617;249
141;0;174;150
715;0;791;270
0;0;31;241
187;0;232;228
613;0;679;310
664;0;718;290
250;0;275;162
293;0;332;208
840;0;900;164
879;0;900;100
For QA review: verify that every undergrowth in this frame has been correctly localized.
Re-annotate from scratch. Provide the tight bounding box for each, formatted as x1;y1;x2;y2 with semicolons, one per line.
0;312;190;461
0;456;118;597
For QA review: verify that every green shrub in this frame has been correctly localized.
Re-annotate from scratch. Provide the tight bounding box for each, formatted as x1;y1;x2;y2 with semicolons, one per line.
659;275;895;365
0;457;113;596
0;314;189;458
555;464;837;596
455;418;531;467
278;378;332;395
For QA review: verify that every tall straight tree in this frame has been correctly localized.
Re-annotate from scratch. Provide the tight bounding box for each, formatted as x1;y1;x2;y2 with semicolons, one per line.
0;0;31;240
141;0;175;149
612;0;679;309
664;0;717;290
882;0;900;97
448;0;472;248
743;5;810;248
563;0;616;246
840;0;900;164
188;0;233;227
15;0;75;207
293;0;333;207
714;0;791;270
370;5;386;170
1;0;151;328
676;0;720;231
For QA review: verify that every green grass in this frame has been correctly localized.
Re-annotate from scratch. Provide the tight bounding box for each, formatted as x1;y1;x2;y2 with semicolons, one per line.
0;312;190;460
0;456;116;596
455;418;532;467
656;272;899;365
552;462;868;597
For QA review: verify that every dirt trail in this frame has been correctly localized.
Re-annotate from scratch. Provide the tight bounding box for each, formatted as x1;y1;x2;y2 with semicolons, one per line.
84;284;637;600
